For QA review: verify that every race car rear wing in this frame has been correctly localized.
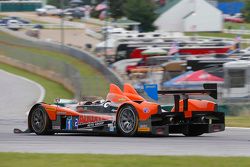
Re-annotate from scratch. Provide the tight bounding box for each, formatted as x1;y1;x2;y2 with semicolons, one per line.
157;84;217;113
158;83;217;99
144;83;217;113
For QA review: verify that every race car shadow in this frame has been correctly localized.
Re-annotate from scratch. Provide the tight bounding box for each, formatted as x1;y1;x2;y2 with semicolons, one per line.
14;128;214;138
49;133;213;138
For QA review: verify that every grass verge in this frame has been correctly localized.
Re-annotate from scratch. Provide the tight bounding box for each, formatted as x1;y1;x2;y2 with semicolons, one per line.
0;31;109;97
226;116;250;128
224;22;250;30
0;153;250;167
0;63;73;103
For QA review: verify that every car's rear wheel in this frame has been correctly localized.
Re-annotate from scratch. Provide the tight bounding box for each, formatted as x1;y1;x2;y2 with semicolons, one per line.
30;106;54;135
117;105;138;137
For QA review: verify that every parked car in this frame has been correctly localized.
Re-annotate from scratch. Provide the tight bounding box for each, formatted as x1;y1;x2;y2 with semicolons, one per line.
60;7;85;19
33;24;44;29
36;5;62;16
6;16;30;24
7;20;21;30
0;17;11;26
0;19;5;25
224;14;244;23
0;17;30;27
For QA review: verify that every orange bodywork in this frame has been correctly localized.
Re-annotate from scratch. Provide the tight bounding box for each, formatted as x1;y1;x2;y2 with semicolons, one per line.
106;84;159;121
42;83;159;122
41;103;79;121
106;84;130;103
41;83;216;122
171;99;216;118
123;84;145;101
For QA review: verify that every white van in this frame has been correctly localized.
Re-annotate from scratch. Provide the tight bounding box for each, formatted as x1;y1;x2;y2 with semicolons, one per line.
36;5;61;16
223;60;250;99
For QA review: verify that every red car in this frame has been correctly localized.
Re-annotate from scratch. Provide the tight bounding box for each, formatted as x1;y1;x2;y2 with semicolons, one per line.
224;17;244;23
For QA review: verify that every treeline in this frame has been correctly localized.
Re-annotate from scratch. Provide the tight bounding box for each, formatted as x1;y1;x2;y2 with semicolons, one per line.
47;0;157;32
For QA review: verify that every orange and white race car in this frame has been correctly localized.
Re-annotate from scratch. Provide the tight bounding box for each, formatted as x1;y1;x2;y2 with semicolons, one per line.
15;83;224;136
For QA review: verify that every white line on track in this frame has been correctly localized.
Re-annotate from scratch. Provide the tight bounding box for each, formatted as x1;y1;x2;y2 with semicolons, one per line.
226;127;250;130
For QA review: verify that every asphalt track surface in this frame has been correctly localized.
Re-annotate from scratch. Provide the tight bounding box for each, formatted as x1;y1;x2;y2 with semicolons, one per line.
0;70;250;156
0;70;44;120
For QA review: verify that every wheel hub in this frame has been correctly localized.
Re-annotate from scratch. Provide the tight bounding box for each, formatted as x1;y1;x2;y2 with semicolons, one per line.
31;109;44;132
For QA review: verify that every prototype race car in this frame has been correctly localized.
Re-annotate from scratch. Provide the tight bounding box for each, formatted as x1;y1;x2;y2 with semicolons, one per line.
18;83;225;136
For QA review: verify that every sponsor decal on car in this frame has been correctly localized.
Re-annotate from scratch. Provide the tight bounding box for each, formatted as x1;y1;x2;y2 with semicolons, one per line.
108;123;115;132
138;124;150;132
104;102;111;108
52;125;61;130
118;98;127;102
74;118;78;128
138;127;150;132
143;108;149;113
87;121;105;128
66;116;73;130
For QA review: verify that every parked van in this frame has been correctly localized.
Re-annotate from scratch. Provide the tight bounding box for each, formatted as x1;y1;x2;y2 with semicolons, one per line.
223;61;250;99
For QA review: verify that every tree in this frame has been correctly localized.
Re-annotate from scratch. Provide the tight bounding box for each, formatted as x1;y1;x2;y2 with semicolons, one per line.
124;0;157;32
109;0;124;19
242;1;250;22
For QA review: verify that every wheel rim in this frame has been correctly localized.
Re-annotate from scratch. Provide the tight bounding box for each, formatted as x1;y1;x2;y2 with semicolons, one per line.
119;108;136;133
31;108;45;133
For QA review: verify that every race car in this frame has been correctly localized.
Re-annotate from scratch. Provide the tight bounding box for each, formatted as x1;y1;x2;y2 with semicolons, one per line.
17;83;225;136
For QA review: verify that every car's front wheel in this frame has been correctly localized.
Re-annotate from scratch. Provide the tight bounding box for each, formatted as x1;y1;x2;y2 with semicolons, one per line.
117;105;138;137
30;106;54;135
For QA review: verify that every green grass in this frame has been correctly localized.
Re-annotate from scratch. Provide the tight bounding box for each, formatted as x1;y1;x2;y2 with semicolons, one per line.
226;116;250;128
30;19;49;24
0;153;250;167
224;22;250;30
0;31;109;97
0;63;73;103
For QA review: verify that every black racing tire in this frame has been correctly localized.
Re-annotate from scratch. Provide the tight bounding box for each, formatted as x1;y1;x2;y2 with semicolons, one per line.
116;105;138;137
30;105;54;135
183;127;203;137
